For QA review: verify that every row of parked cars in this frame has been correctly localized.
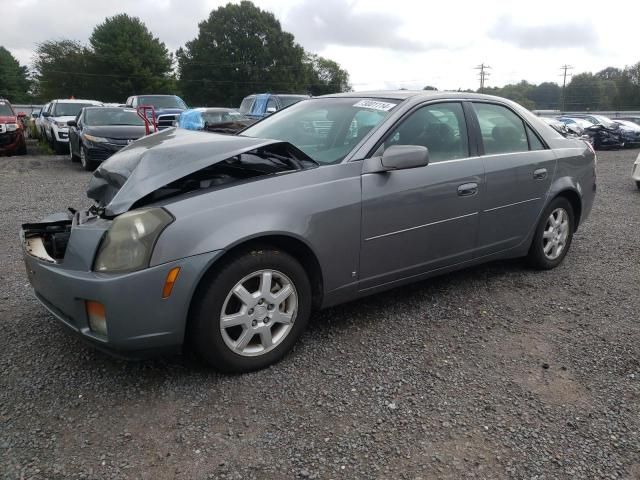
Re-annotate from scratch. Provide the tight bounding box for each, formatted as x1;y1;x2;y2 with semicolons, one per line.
542;113;640;150
26;93;309;169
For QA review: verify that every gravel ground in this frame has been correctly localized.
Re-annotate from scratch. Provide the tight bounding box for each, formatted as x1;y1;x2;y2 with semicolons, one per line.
1;149;639;480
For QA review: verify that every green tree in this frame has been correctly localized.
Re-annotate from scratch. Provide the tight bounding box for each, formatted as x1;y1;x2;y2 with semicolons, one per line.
526;82;561;110
565;73;603;111
89;14;174;102
423;85;438;91
303;53;350;96
178;1;348;106
32;40;93;100
0;47;31;103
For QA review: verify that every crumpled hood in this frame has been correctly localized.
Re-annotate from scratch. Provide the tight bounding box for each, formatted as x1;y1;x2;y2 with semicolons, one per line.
87;128;282;216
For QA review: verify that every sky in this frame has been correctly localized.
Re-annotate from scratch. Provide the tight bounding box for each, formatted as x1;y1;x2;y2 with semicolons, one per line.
2;0;638;91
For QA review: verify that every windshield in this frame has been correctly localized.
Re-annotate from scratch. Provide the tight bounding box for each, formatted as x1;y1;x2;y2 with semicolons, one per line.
138;96;186;110
53;103;94;117
0;101;14;116
241;97;400;164
85;108;145;126
592;115;616;128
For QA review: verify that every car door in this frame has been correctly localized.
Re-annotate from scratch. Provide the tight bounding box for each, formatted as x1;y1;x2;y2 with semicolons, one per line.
359;101;485;291
470;102;556;256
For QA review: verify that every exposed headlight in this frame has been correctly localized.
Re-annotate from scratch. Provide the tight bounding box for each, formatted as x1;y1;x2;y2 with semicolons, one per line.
94;208;173;273
55;121;68;129
5;123;19;132
84;134;109;143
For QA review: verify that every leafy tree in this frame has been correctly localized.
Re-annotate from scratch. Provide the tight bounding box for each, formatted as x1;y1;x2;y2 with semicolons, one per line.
423;85;438;91
565;73;603;111
0;47;31;103
303;53;350;96
32;40;93;100
89;14;175;102
526;82;561;110
178;1;349;106
178;2;308;106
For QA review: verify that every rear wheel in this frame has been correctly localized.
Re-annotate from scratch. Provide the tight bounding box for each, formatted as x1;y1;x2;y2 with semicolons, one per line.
17;141;27;156
189;247;312;373
636;181;640;190
69;141;79;162
527;197;575;270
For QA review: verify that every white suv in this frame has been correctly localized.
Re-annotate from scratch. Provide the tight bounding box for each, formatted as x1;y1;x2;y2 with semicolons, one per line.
42;99;102;153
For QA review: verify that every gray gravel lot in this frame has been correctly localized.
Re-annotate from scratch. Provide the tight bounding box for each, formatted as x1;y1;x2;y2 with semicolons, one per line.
1;149;639;479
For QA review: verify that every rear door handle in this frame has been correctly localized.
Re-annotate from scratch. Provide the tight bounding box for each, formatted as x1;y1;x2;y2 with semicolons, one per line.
533;168;547;180
457;182;478;197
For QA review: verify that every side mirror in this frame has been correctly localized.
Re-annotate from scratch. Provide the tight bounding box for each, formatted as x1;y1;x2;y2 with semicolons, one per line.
266;106;277;114
363;145;429;173
67;120;77;127
41;112;51;118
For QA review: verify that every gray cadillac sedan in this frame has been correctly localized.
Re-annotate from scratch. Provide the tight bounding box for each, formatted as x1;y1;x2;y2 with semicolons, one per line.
21;91;596;372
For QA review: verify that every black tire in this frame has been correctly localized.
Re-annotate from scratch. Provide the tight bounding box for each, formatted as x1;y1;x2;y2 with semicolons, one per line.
17;141;27;156
53;138;66;155
189;246;312;373
636;181;640;190
70;141;80;162
80;146;97;171
527;197;575;270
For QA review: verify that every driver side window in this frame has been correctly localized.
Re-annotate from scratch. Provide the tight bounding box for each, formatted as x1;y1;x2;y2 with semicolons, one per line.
384;102;469;162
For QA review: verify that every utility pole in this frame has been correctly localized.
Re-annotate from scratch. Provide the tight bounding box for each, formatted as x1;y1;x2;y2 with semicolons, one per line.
560;64;573;112
475;64;491;93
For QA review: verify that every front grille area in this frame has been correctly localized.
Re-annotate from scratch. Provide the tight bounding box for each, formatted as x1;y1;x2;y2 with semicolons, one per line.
157;114;178;129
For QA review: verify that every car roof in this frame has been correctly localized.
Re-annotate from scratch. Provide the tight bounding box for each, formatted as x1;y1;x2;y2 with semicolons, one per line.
52;99;102;104
317;90;516;103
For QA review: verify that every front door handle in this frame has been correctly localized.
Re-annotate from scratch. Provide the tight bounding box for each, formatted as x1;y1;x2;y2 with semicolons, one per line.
457;182;478;197
533;168;547;180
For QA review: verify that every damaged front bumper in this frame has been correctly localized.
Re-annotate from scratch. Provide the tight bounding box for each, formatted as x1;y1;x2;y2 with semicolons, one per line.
21;211;221;358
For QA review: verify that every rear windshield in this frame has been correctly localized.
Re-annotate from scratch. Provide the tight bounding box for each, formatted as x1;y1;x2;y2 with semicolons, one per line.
278;95;308;108
138;96;186;110
0;101;15;116
202;111;244;123
238;97;255;114
53;103;94;117
85;108;145;126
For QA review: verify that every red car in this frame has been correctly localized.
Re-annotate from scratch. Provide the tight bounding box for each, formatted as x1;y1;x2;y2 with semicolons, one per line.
0;99;27;156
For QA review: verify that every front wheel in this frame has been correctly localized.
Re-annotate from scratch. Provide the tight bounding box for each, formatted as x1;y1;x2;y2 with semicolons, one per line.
527;197;575;270
69;141;79;162
80;145;97;171
189;247;312;373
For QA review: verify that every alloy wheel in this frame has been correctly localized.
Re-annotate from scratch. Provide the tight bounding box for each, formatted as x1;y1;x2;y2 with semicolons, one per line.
219;269;298;357
542;208;570;260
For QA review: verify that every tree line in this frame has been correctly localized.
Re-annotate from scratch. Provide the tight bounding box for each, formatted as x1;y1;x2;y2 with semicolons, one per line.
0;1;350;107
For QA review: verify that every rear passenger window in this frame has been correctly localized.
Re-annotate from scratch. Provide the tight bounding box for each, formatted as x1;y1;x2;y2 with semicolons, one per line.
473;103;528;155
384;102;469;163
526;125;545;150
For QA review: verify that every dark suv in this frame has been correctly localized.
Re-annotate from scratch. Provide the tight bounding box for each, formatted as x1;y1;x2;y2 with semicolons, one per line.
0;99;27;156
125;95;187;130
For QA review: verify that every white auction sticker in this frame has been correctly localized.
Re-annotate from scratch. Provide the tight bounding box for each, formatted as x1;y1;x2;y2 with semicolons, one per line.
352;100;396;112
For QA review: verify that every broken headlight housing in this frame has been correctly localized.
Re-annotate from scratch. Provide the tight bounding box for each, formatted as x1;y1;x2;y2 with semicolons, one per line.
94;208;173;273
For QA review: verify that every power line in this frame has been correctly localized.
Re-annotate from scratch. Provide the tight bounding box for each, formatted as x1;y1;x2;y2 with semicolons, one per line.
559;64;573;112
474;64;491;93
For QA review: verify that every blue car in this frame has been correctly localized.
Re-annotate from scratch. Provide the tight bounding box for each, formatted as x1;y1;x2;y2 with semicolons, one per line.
238;93;309;119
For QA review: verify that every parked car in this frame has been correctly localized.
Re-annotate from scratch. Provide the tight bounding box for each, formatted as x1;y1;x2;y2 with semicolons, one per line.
68;107;154;171
616;115;640;127
42;99;103;153
558;117;623;150
239;93;309;119
633;152;640;190
0;98;27;156
125;95;187;130
177;108;255;134
35;102;50;139
542;117;593;145
21;91;596;372
612;119;640;146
